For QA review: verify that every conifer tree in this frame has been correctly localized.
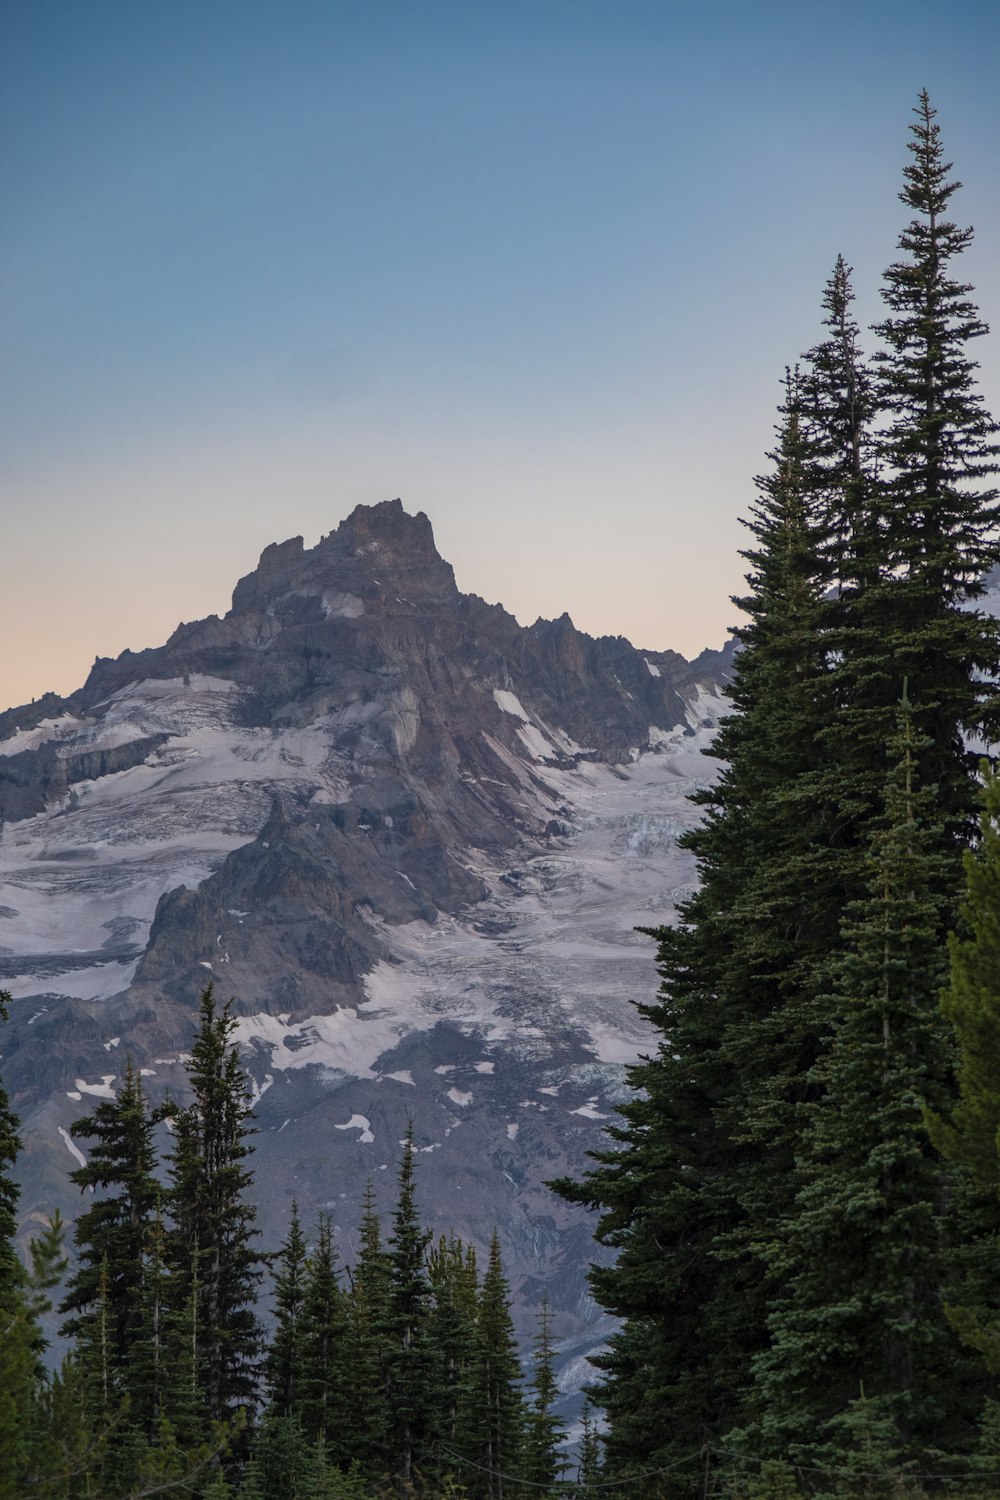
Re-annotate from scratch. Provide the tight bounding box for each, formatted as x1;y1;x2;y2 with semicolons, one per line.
60;1059;159;1384
384;1124;433;1486
345;1182;393;1478
855;90;1000;856
928;762;1000;1378
167;984;264;1428
267;1200;309;1416
426;1231;480;1480
752;696;961;1470
522;1295;567;1492
299;1213;350;1461
0;988;21;1305
473;1230;524;1500
555;370;838;1481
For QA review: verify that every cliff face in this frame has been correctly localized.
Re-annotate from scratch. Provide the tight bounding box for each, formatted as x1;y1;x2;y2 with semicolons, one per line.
0;499;733;1409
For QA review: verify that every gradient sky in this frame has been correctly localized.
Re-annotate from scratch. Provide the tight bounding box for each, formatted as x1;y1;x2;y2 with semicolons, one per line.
2;0;1000;713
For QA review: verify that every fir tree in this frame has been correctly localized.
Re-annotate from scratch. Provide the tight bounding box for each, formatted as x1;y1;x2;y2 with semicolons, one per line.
752;695;961;1470
384;1124;433;1486
0;988;21;1306
426;1231;480;1481
60;1059;159;1383
472;1230;524;1500
929;762;1000;1379
167;984;264;1428
522;1295;567;1492
555;369;838;1483
852;90;1000;861
298;1213;350;1460
345;1182;393;1479
267;1200;309;1416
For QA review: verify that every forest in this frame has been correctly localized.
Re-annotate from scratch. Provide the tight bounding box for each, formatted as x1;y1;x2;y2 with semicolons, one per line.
4;90;1000;1497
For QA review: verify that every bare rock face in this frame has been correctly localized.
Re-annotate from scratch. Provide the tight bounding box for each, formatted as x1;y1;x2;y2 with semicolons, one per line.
0;499;733;1417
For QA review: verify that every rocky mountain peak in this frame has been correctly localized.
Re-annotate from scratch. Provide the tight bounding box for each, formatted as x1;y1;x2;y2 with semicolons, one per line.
0;500;735;1416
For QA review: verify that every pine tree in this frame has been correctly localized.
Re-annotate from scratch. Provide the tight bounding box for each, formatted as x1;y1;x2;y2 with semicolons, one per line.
167;984;264;1428
855;90;1000;858
522;1296;567;1492
928;762;1000;1379
384;1124;433;1486
298;1214;350;1460
267;1200;309;1416
751;695;962;1470
345;1182;393;1478
554;370;838;1483
473;1230;524;1500
60;1059;159;1385
0;988;21;1306
426;1232;480;1483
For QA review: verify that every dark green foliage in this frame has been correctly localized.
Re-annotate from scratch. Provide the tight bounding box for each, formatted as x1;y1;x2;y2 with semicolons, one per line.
167;984;264;1425
472;1230;525;1500
522;1296;567;1492
298;1214;349;1457
752;699;961;1469
384;1124;434;1485
0;987;21;1307
267;1200;309;1415
558;93;1000;1491
426;1231;480;1480
60;1059;159;1392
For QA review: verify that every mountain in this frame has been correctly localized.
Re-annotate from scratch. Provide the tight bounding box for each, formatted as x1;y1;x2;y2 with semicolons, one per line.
0;498;733;1409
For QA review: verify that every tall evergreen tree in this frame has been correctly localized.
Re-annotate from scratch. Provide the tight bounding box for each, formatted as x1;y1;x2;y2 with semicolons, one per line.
167;984;264;1428
522;1295;567;1492
0;988;21;1305
298;1213;350;1461
751;696;963;1471
426;1231;480;1482
555;370;838;1484
855;89;1000;856
60;1059;159;1385
559;94;1000;1489
266;1200;309;1417
384;1124;433;1487
345;1182;393;1479
473;1230;524;1500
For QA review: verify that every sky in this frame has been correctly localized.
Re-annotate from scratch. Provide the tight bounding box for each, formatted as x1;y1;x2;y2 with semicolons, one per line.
2;0;1000;713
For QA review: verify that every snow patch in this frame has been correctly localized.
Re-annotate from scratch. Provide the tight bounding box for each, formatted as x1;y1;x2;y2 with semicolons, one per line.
383;1069;415;1086
74;1075;116;1099
447;1088;473;1107
644;658;661;678
58;1127;87;1168
335;1113;375;1144
474;1060;495;1074
506;1123;519;1141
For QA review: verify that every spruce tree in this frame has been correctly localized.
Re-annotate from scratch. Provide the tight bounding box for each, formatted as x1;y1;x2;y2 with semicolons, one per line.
554;370;838;1483
852;90;1000;859
752;696;962;1471
928;762;1000;1382
0;988;21;1306
384;1124;433;1486
522;1295;567;1491
60;1059;159;1384
473;1230;524;1500
345;1182;393;1479
426;1232;480;1483
298;1213;350;1461
167;984;264;1428
266;1200;309;1416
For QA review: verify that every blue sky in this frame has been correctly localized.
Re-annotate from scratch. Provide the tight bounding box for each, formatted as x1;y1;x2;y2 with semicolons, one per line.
2;0;999;710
